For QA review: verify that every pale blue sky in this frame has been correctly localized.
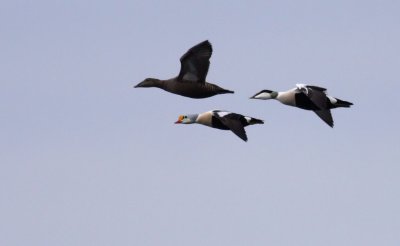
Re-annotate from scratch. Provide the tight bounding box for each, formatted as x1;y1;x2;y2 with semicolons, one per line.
1;0;400;245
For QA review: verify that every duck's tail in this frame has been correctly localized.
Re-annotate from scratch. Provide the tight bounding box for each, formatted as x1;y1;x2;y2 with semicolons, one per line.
220;89;234;94
332;98;353;108
248;117;264;125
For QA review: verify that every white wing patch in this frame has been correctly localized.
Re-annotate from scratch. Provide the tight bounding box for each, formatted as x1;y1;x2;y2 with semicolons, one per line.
327;96;337;104
296;83;308;90
296;83;310;95
213;110;231;118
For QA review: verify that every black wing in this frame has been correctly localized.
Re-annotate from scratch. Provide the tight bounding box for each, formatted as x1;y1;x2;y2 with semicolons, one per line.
177;40;212;83
313;109;334;127
299;86;334;127
299;86;329;110
214;113;248;142
307;85;327;92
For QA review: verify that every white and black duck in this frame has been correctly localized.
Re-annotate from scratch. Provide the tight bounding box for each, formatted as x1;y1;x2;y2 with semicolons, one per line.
250;84;353;127
174;110;263;141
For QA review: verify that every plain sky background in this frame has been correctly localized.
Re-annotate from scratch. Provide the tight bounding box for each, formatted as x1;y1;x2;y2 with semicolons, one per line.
1;0;400;245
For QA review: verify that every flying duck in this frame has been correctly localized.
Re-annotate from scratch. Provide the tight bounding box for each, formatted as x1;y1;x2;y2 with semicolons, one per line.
250;84;353;127
134;40;234;99
174;110;264;142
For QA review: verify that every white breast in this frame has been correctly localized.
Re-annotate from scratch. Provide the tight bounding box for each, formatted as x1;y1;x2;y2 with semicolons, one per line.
196;111;213;127
276;90;296;106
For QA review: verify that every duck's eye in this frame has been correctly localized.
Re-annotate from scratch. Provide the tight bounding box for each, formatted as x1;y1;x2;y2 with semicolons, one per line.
184;116;187;119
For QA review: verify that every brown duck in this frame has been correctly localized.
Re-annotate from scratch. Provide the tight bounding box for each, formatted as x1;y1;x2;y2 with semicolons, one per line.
134;40;234;99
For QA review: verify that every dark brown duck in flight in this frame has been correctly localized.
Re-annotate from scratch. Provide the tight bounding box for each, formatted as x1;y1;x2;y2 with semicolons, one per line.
134;40;234;99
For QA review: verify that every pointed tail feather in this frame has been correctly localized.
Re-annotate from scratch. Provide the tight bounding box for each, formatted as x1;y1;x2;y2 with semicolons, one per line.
220;89;234;94
334;98;353;108
249;118;264;125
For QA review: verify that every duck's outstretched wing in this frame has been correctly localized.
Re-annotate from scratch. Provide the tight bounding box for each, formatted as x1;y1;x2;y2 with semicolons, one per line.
307;85;327;92
178;40;212;83
297;85;334;127
296;85;327;108
214;112;248;141
313;109;334;127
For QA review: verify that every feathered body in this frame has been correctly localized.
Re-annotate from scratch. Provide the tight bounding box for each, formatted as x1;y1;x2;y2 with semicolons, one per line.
250;84;353;127
135;40;233;99
175;110;263;142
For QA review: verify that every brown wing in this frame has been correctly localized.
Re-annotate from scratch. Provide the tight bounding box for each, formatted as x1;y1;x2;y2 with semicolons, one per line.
177;40;212;83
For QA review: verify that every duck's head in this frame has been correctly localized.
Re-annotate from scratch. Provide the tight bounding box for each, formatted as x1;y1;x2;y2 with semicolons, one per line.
174;114;198;124
134;78;161;88
250;90;278;100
